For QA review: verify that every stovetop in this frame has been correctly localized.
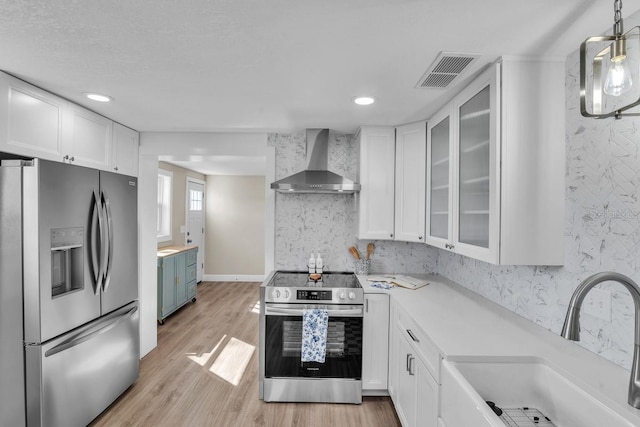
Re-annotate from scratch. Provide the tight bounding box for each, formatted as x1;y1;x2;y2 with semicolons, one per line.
267;271;360;289
262;271;363;304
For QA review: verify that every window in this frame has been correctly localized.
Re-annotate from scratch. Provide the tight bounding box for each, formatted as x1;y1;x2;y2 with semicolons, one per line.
157;169;173;242
189;189;203;212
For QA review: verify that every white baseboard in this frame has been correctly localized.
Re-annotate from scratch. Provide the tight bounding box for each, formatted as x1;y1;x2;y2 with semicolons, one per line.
203;274;265;282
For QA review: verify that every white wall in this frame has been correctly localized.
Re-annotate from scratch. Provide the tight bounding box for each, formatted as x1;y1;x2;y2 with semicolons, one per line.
205;175;266;281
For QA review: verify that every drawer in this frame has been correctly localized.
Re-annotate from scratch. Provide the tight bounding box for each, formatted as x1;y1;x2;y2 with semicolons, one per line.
397;308;441;382
186;248;197;266
186;264;197;283
187;281;197;299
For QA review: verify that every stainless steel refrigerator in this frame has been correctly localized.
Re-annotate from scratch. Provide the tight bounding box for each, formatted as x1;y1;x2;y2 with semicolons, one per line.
0;157;140;427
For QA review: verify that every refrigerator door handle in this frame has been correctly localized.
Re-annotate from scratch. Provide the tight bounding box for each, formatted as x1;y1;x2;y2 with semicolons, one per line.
102;190;114;293
91;189;104;295
44;306;138;358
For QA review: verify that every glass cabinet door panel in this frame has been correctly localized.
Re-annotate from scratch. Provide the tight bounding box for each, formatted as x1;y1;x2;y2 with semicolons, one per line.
429;116;450;240
458;86;490;248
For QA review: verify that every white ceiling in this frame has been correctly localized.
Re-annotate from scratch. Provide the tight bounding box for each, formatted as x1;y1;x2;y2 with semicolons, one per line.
1;0;639;174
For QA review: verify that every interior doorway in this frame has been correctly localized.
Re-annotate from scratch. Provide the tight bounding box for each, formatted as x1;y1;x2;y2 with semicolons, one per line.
186;177;205;282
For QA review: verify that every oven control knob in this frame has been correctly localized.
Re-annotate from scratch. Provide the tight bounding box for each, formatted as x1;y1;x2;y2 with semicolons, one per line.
348;291;356;300
283;289;291;299
272;289;281;299
338;291;346;300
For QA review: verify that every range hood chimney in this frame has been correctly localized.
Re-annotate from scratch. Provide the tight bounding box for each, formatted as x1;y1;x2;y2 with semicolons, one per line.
270;129;361;194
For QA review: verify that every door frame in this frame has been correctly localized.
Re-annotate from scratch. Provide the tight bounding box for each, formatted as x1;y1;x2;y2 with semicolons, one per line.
185;176;206;282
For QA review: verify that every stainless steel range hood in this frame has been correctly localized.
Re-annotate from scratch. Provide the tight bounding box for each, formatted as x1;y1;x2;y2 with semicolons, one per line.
270;129;361;194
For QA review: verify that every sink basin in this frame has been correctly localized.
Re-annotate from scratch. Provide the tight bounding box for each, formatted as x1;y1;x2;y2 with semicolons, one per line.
441;356;637;427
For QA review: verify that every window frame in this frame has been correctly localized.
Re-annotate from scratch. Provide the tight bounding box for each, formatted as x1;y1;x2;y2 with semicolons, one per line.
157;168;173;243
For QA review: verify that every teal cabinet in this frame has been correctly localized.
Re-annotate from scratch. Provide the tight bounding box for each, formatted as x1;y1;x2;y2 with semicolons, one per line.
157;246;198;324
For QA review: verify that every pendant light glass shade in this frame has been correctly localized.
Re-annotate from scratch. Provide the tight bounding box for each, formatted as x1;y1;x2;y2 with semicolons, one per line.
580;1;640;119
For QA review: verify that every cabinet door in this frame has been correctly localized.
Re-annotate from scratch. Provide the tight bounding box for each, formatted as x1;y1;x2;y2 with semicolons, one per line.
426;111;453;248
357;127;396;240
396;331;417;427
175;253;188;306
0;73;65;160
394;122;426;243
111;122;139;176
415;357;438;427
160;257;177;317
65;104;111;170
362;294;390;391
451;65;500;263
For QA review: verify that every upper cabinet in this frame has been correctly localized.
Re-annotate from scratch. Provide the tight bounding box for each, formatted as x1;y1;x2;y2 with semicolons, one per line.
357;126;396;240
65;103;112;170
111;122;140;176
394;122;426;243
0;72;139;176
425;58;565;265
0;74;66;160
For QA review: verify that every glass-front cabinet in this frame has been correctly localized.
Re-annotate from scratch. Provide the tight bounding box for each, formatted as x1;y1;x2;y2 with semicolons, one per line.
426;64;499;262
426;112;452;247
425;58;565;266
454;74;499;262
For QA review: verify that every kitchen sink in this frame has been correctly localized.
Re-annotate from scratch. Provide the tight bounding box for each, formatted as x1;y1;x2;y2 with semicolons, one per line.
441;356;637;427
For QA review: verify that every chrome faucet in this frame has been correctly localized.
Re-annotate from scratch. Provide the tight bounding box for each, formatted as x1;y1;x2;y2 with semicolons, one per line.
561;271;640;408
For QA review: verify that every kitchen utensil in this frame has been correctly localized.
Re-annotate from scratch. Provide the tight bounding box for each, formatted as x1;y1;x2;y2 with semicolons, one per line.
366;243;374;260
348;246;360;260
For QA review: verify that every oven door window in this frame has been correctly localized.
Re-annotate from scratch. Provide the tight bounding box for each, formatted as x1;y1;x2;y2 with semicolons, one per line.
265;315;362;379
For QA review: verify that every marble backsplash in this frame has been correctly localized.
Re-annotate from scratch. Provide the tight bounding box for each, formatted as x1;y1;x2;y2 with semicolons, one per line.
270;48;640;371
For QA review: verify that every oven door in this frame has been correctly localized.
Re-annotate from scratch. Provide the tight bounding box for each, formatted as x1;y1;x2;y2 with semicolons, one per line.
264;304;363;379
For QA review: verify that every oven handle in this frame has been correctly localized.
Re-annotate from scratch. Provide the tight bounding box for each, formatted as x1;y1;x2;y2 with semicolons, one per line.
264;306;363;317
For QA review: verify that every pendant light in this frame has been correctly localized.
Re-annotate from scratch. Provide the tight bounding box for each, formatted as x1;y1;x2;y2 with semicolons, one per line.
580;0;640;119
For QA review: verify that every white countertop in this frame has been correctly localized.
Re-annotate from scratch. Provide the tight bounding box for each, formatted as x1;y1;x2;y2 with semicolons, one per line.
358;273;640;424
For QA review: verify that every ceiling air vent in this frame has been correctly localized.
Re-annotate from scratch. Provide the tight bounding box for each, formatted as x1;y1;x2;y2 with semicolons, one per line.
415;52;480;89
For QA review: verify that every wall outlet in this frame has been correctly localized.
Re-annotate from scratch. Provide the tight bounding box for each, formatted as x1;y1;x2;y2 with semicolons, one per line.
583;287;612;322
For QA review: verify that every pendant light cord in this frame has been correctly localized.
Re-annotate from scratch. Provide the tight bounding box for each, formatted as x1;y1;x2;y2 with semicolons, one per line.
614;0;623;35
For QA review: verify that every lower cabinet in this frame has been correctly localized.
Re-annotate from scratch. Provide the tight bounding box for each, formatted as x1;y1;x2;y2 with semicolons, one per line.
362;293;390;392
389;301;439;427
157;246;198;324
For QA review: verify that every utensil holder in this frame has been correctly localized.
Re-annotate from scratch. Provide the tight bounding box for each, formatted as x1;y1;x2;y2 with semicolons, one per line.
354;259;370;275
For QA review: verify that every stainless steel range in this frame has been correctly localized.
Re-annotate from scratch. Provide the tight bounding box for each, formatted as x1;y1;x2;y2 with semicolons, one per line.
259;271;364;404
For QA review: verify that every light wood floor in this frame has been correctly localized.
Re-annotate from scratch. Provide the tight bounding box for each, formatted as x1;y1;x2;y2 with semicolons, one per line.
90;281;401;427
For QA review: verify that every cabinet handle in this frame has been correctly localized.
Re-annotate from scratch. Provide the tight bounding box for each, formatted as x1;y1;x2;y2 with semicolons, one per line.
390;234;393;238
406;329;420;343
63;155;74;162
408;355;415;376
418;236;423;240
114;166;119;171
365;298;369;313
406;353;413;372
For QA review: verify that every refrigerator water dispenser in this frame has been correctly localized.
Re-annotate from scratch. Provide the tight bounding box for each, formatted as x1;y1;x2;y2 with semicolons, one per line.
50;227;84;297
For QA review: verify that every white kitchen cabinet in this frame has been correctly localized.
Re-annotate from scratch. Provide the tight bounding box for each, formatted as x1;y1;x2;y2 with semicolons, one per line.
394;122;426;243
357;126;396;240
362;293;389;392
111;122;139;176
0;72;140;176
64;103;112;170
0;72;66;160
389;301;440;427
425;58;565;265
426;109;452;244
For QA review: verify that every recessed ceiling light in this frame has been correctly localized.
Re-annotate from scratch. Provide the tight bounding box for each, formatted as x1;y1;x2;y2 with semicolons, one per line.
353;96;375;106
84;93;113;102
